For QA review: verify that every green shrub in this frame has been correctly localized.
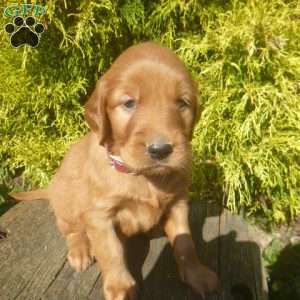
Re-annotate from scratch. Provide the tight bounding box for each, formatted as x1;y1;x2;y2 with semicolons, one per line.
268;243;300;300
189;0;300;223
1;0;299;223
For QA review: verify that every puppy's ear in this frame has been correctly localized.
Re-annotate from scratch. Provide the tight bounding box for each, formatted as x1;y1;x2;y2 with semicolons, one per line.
84;79;109;145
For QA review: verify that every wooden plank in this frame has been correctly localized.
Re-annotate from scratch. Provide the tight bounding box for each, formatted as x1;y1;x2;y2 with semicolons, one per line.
131;200;221;300
218;209;268;300
140;200;221;300
141;236;186;300
189;200;222;300
0;201;104;300
0;200;267;300
0;201;67;300
41;261;100;300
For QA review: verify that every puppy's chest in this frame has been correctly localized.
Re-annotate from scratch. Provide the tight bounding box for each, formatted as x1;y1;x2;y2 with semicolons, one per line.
115;184;175;237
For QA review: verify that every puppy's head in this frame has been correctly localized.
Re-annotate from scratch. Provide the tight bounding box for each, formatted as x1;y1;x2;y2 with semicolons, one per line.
85;42;199;175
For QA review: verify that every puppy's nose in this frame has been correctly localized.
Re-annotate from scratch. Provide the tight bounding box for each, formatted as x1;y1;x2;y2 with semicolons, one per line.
147;143;173;160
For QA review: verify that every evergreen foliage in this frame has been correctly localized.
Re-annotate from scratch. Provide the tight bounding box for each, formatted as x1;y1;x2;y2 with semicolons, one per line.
1;0;299;223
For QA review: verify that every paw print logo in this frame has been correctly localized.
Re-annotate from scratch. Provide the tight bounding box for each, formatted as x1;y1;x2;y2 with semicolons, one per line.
4;16;44;48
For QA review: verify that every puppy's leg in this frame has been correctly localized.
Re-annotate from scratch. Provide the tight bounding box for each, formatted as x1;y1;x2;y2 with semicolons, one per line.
56;217;93;272
164;200;219;297
82;209;138;300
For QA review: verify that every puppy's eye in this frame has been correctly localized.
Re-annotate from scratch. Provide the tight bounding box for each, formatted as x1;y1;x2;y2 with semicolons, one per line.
177;98;190;111
122;99;136;111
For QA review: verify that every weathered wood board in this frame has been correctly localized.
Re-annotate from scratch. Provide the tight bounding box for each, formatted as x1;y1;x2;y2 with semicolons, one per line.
0;200;268;300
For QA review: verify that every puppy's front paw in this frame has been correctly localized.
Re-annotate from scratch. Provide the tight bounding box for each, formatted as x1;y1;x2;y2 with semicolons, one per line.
104;271;138;300
66;232;93;272
67;244;93;272
181;262;219;297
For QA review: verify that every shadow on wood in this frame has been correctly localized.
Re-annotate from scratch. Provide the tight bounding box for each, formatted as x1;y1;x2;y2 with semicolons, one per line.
0;200;268;300
126;201;268;300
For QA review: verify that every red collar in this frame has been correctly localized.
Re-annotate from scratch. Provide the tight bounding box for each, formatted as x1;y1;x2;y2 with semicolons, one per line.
106;145;136;175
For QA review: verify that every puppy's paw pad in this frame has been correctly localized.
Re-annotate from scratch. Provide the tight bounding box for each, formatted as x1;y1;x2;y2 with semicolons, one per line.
67;246;93;272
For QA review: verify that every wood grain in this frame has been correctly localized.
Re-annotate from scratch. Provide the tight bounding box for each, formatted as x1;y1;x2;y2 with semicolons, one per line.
0;200;267;300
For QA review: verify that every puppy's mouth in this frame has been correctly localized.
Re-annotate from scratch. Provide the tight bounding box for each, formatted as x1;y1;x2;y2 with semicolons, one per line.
135;162;173;174
111;156;172;175
107;148;174;175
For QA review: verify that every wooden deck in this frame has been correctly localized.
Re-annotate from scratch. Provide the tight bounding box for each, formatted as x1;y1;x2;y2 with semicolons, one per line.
0;200;268;300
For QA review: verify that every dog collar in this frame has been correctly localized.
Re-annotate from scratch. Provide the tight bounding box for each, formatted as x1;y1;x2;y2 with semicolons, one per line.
106;145;136;175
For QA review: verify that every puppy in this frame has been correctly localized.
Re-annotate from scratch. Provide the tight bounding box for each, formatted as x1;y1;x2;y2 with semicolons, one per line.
10;42;218;300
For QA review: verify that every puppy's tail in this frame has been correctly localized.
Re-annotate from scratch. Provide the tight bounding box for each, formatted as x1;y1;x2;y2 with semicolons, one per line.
9;189;49;201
